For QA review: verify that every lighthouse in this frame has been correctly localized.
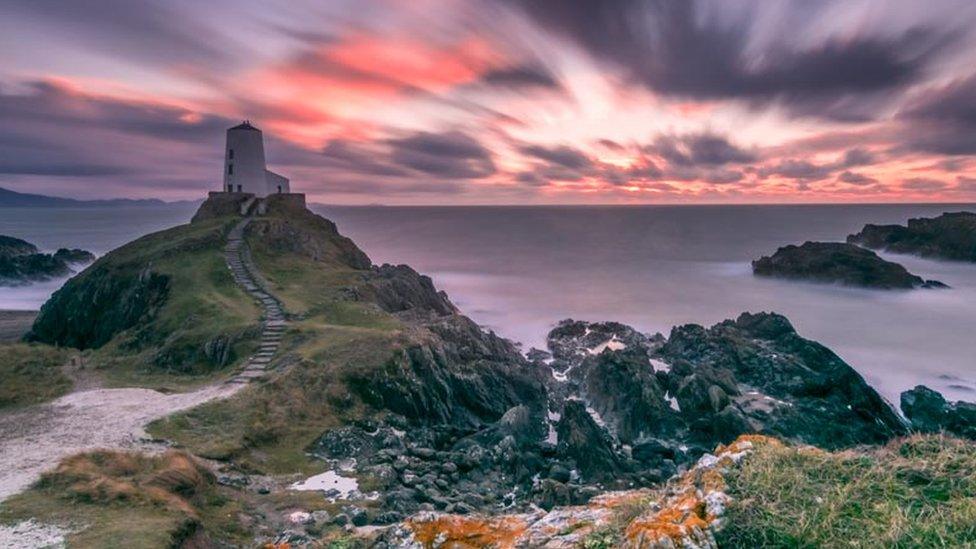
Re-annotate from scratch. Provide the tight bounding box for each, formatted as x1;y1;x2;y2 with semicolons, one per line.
222;121;290;197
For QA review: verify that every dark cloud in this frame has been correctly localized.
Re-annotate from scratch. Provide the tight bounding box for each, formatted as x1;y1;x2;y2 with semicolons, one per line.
758;159;834;181
651;132;755;166
840;148;876;167
478;65;561;90
519;144;591;170
900;73;976;154
387;130;496;179
505;0;955;120
902;177;949;191
838;171;877;186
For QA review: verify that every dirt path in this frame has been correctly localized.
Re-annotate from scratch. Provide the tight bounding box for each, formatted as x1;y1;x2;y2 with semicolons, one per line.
0;382;241;501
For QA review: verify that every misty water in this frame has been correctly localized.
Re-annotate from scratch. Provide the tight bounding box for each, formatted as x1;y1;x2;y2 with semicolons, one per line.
1;203;974;406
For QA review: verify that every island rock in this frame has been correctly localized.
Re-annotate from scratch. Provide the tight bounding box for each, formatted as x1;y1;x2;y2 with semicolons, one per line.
752;241;946;289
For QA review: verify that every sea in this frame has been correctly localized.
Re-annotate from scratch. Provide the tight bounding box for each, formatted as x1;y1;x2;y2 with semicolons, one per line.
2;202;974;406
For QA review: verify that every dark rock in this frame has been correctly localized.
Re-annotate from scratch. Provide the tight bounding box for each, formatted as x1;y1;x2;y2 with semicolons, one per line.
349;507;369;527
659;312;907;449
556;400;622;482
631;440;676;464
53;248;96;264
848;212;976;262
202;335;235;367
353;315;548;431
0;235;37;257
360;264;456;317
572;347;675;443
901;385;976;440
752;241;945;289
0;235;92;287
548;464;571;483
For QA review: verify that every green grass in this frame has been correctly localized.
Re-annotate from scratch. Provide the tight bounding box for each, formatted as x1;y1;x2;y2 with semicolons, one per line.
82;218;261;389
0;343;70;408
718;435;976;548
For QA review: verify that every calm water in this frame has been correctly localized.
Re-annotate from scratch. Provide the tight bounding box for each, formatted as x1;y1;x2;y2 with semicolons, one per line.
2;203;974;405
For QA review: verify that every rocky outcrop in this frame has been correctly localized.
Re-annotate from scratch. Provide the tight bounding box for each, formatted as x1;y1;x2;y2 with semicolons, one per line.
352;315;547;431
245;205;371;270
901;386;976;440
0;235;94;287
0;235;37;257
848;212;976;261
28;264;170;349
548;312;906;454
752;241;945;289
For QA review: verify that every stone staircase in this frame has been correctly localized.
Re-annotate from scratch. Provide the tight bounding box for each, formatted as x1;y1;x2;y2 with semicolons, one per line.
224;217;286;384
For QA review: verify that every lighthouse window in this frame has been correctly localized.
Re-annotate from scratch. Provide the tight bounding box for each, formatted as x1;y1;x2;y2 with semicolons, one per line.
228;164;233;175
229;149;234;159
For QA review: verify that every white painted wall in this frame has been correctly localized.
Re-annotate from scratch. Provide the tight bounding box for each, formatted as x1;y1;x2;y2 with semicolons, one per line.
265;170;290;194
223;123;268;196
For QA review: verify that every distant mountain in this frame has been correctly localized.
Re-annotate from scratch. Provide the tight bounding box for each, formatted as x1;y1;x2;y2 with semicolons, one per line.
0;186;199;208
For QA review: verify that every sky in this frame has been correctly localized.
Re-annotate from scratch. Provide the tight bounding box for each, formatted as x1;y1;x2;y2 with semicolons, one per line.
1;0;975;204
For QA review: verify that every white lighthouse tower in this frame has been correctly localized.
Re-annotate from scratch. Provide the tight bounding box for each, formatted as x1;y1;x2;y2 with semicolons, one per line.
222;121;290;196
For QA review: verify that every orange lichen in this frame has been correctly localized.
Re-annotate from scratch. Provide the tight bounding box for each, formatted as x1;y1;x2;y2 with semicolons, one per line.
407;514;528;549
392;435;776;548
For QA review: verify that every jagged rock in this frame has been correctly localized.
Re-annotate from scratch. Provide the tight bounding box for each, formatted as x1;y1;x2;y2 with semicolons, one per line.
901;385;976;440
353;315;547;431
752;241;945;289
571;346;675;443
848;211;976;261
202;335;234;366
359;264;456;317
659;312;907;448
556;400;622;482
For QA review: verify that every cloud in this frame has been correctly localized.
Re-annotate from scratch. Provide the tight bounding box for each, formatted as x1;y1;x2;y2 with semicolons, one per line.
901;177;949;191
504;0;956;120
899;73;976;154
838;171;878;186
519;144;591;170
477;65;561;90
387;130;496;178
651;132;755;166
759;159;834;181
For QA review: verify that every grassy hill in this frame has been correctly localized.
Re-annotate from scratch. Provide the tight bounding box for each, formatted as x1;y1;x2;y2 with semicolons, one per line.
27;215;261;389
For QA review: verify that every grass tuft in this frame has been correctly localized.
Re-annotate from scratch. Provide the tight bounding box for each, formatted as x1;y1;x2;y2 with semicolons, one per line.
717;434;976;548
